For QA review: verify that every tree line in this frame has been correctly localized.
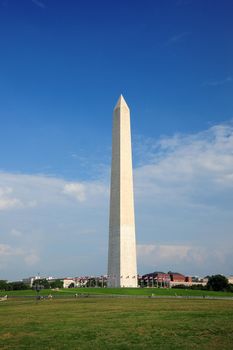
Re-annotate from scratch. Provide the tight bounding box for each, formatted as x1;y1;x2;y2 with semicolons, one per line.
0;280;30;291
172;274;233;292
0;279;63;291
0;275;232;292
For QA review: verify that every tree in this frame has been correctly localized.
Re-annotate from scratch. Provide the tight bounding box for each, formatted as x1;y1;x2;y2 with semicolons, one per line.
0;280;8;291
207;275;229;291
32;279;50;289
8;282;29;290
50;279;63;289
86;278;96;287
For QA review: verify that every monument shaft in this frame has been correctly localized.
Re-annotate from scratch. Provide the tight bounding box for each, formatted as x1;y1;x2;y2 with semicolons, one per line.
108;95;137;287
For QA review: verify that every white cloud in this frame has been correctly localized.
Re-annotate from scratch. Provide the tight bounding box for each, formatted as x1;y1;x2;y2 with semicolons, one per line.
0;122;232;279
0;243;40;270
63;181;108;203
10;229;22;237
0;172;109;278
63;183;86;202
203;76;232;87
134;122;233;274
137;243;205;271
138;244;192;260
137;243;232;275
0;186;23;210
24;252;40;265
0;244;23;257
0;197;23;210
0;187;12;196
135;122;233;203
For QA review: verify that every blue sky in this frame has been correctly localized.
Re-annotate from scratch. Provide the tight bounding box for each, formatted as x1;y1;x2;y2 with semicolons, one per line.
0;0;233;280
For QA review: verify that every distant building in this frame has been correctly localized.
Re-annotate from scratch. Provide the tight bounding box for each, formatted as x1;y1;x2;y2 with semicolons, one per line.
22;275;41;287
141;272;171;287
192;276;201;283
169;272;186;282
168;272;192;283
22;275;58;287
192;276;208;283
185;276;192;283
62;276;92;288
63;278;76;288
228;276;233;284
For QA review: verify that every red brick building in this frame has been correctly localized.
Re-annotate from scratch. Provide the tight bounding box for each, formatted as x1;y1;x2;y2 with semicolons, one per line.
141;272;171;287
169;272;191;283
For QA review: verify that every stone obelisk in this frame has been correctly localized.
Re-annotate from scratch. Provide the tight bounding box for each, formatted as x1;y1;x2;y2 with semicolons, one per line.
107;95;137;288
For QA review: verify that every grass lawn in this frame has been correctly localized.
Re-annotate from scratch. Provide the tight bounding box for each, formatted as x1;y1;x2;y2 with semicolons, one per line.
1;287;233;298
0;298;233;349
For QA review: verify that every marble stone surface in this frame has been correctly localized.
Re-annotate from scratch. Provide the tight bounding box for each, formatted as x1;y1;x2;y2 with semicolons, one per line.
108;95;137;288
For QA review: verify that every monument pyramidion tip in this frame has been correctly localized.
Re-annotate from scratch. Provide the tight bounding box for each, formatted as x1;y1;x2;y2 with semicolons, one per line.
114;94;129;110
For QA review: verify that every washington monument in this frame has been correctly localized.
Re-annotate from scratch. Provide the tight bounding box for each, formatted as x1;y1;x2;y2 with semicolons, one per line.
107;95;137;288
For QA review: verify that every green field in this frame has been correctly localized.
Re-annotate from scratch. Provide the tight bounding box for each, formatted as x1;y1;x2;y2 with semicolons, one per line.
1;297;233;349
1;287;233;298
